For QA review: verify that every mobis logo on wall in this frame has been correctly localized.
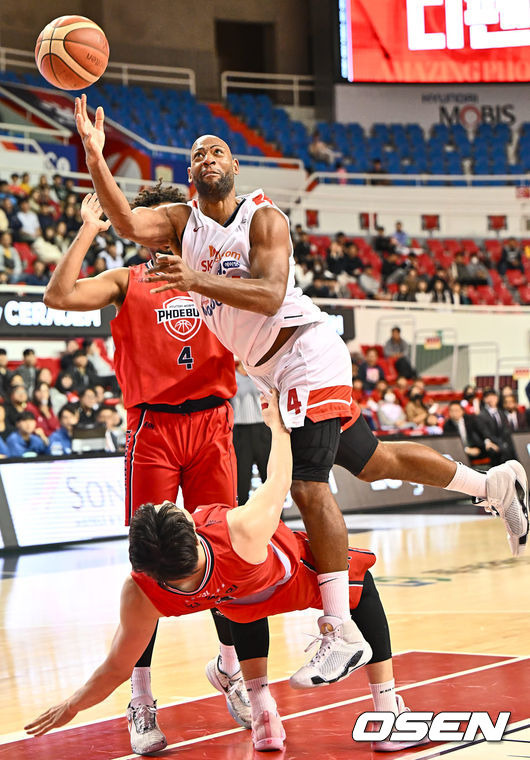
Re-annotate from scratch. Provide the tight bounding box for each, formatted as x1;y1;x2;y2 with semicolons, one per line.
421;92;516;128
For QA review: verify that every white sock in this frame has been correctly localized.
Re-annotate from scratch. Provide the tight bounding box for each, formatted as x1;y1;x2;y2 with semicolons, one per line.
131;667;154;706
317;570;352;622
370;679;399;714
219;643;239;677
245;677;277;719
445;462;487;498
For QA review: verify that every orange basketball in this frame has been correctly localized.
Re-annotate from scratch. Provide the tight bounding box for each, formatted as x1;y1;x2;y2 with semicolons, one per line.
35;15;109;90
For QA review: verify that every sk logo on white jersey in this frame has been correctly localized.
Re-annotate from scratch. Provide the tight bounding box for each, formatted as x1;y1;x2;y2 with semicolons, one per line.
154;296;202;342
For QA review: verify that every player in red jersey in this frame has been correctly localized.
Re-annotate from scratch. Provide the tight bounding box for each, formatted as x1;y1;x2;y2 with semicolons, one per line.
26;391;428;754
44;190;267;755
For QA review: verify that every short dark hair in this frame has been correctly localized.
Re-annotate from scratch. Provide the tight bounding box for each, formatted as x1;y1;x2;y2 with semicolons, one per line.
72;349;86;359
17;410;35;423
0;348;6;356
129;502;199;582
58;402;79;419
130;180;186;209
23;348;35;357
483;387;497;398
449;400;462;408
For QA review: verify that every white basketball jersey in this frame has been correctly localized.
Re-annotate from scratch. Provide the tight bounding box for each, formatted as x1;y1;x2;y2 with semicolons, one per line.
181;188;323;366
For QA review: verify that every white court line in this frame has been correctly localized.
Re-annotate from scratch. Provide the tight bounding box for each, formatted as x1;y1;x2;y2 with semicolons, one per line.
394;718;530;760
4;652;523;751
107;655;529;760
0;649;411;744
402;648;524;659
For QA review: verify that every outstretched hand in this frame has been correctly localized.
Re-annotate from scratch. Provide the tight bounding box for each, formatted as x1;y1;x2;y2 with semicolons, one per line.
81;193;111;231
146;253;198;294
24;700;77;737
75;93;105;162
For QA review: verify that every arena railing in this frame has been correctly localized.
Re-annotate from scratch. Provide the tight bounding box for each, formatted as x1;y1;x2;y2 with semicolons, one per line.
0;47;196;93
306;170;530;190
220;71;315;108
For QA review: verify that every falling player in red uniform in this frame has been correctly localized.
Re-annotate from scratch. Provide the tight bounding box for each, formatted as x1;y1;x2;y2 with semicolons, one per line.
25;391;429;754
74;95;528;693
44;190;268;755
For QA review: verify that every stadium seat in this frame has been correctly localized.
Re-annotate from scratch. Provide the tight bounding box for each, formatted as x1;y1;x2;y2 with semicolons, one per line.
505;269;526;288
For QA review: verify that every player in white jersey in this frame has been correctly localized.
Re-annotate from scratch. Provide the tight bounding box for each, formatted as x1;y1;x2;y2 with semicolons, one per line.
75;94;529;689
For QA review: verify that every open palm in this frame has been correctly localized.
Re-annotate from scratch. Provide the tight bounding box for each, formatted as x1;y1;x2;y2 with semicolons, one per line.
81;193;111;231
75;93;105;160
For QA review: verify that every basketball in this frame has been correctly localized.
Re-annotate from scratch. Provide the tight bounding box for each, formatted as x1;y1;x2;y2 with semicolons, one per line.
35;15;109;90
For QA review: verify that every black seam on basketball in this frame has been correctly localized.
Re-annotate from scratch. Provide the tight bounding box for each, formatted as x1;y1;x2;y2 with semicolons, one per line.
48;23;61;88
36;36;44;61
49;53;93;87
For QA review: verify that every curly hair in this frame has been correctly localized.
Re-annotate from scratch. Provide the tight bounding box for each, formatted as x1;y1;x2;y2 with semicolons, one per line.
129;502;199;582
130;179;186;209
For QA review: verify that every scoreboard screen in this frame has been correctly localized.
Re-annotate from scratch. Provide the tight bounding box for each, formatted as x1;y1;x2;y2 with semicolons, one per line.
337;0;530;83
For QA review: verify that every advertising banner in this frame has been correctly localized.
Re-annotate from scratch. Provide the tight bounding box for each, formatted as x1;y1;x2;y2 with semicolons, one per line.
338;0;530;83
0;455;127;548
334;82;530;130
0;293;114;338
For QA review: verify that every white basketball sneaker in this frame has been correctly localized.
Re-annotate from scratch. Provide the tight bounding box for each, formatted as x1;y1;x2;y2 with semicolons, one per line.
371;694;431;752
475;460;529;556
205;656;252;728
289;616;373;689
126;699;167;756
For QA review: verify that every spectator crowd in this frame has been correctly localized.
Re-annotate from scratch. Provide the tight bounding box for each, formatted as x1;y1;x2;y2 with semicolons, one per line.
0;341;126;459
347;327;530;467
0;172;150;285
292;222;529;306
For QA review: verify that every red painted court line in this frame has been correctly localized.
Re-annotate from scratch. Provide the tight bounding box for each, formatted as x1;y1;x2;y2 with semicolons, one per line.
0;652;518;760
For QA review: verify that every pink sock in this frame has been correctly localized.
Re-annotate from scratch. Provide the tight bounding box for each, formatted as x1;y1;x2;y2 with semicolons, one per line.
317;570;351;622
131;667;153;706
219;644;239;677
245;677;277;719
370;679;399;714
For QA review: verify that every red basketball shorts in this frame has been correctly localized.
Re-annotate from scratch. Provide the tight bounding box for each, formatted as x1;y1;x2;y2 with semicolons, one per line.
124;401;237;525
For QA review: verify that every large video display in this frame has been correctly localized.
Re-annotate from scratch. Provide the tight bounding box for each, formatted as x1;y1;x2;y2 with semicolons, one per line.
338;0;530;83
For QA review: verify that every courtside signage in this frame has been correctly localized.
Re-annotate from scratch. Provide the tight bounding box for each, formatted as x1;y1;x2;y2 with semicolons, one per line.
352;710;511;743
0;294;114;336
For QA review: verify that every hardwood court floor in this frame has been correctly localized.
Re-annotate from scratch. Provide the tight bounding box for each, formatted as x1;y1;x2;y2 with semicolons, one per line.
1;506;529;759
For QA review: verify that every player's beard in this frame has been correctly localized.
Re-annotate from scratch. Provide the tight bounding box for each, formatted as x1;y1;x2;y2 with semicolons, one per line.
194;170;234;201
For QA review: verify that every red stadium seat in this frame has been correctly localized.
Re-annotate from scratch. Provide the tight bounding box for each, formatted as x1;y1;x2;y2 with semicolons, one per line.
361;344;385;358
496;286;515;306
475;286;496;305
433;250;453;268
426;239;443;254
461;239;480;255
14;242;37;269
347;282;366;299
444;239;461;254
489;269;502;288
505;269;526;288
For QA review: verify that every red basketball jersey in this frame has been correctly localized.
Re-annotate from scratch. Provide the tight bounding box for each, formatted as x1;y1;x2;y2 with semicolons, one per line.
111;264;236;408
131;504;376;621
131;504;304;616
